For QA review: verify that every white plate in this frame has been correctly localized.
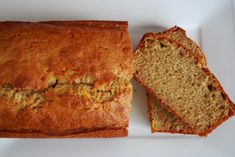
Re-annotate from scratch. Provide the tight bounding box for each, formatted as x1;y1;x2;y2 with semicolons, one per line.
0;0;235;157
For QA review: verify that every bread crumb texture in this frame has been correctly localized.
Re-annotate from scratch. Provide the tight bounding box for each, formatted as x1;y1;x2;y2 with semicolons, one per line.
160;26;205;64
147;94;192;133
135;35;234;135
145;26;207;134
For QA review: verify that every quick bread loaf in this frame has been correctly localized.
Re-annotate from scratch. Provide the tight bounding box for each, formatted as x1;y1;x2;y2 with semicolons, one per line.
134;33;235;136
1;21;234;137
0;21;133;137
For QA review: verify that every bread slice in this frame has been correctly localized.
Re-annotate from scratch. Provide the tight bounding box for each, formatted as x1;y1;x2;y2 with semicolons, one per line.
146;26;207;134
0;21;133;138
134;33;235;136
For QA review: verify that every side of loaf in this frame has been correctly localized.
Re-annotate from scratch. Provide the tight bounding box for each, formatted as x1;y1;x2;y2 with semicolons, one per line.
134;33;235;136
0;21;133;138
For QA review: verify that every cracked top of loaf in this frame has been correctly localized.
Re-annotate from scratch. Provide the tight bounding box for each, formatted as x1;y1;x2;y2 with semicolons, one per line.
0;21;133;137
0;21;133;90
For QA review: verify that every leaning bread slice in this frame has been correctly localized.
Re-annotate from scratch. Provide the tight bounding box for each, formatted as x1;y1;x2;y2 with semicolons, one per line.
134;33;235;136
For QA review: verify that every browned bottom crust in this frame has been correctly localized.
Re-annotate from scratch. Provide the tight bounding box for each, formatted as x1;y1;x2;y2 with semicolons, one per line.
0;128;127;138
152;129;195;135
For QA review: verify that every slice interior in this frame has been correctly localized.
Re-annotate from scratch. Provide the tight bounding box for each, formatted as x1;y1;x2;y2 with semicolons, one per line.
147;26;206;134
134;34;235;136
146;27;205;135
147;93;194;134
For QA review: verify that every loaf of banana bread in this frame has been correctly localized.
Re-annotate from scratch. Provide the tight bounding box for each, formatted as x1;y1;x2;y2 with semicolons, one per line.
0;21;133;137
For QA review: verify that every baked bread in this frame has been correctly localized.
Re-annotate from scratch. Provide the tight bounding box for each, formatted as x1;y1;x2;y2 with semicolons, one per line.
134;33;235;136
147;94;193;134
158;26;207;66
146;27;206;134
0;21;133;138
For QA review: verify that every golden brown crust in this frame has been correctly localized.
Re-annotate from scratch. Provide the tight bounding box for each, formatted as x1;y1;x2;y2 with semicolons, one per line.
0;128;128;138
40;20;128;29
0;21;133;138
134;33;235;136
0;89;131;134
0;21;133;89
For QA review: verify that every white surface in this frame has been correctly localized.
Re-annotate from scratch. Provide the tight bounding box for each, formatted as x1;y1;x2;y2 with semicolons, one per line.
0;0;235;157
